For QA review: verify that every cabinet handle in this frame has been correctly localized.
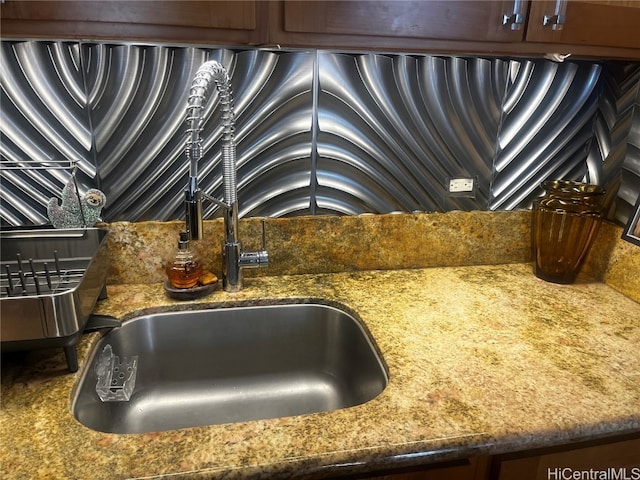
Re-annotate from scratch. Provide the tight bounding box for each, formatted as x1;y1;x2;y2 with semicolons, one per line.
502;0;526;30
542;0;568;30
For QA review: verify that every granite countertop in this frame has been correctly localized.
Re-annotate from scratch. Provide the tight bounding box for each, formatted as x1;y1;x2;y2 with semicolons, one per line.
2;263;640;479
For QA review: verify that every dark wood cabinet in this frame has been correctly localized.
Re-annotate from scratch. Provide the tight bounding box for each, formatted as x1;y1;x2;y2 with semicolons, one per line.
1;1;639;59
491;436;640;480
272;0;640;59
527;1;640;50
0;1;269;45
358;435;640;480
363;456;490;480
281;1;523;43
269;0;525;55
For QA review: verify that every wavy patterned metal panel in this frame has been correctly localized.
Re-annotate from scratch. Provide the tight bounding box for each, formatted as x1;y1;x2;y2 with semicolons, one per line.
316;53;508;213
87;45;314;221
593;63;640;225
1;39;639;227
1;41;314;224
0;41;96;225
490;60;603;210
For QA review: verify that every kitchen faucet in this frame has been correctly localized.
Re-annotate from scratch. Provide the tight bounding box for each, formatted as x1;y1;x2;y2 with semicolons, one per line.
184;60;268;292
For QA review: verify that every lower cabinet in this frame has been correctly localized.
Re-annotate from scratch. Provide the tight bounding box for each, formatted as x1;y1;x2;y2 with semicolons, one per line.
356;435;640;480
362;456;490;480
490;436;640;480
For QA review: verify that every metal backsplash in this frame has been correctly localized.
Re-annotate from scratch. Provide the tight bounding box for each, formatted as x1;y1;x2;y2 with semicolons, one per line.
1;40;639;226
594;63;640;226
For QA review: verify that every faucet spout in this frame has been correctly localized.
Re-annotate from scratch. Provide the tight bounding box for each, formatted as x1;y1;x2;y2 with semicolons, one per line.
185;60;236;241
184;60;268;292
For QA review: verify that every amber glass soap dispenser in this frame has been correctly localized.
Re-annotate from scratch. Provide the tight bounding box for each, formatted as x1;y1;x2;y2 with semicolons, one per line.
166;232;202;289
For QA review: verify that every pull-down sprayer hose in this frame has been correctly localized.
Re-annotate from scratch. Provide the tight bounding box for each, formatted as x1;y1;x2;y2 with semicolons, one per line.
184;60;238;240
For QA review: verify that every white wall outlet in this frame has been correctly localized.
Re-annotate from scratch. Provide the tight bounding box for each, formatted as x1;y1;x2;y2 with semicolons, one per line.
448;177;475;193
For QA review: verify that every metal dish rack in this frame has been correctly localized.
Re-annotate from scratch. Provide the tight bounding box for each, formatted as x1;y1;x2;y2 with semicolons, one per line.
0;160;110;372
2;249;89;298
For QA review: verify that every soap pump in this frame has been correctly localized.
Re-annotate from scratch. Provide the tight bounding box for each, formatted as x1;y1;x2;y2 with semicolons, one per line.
166;232;202;289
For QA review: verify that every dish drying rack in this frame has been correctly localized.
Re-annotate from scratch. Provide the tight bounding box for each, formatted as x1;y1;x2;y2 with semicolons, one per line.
1;159;95;299
0;159;111;372
1;246;92;299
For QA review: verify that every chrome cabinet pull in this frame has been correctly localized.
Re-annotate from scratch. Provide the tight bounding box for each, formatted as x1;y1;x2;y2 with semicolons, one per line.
502;0;526;30
543;0;568;30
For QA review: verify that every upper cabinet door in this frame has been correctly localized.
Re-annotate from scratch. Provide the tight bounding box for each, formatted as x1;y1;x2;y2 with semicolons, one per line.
282;1;526;43
526;0;640;49
0;1;268;45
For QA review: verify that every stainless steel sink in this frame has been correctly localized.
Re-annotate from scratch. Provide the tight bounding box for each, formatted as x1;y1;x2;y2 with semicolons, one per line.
72;303;388;433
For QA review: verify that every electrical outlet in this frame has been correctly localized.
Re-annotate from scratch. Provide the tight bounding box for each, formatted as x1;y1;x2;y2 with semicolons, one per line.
448;177;475;193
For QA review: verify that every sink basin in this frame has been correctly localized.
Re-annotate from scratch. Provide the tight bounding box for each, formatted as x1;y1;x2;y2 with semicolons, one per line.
72;303;388;433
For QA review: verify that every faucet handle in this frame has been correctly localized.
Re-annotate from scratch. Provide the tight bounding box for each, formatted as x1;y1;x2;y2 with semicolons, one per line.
237;218;269;270
261;218;267;252
200;191;230;211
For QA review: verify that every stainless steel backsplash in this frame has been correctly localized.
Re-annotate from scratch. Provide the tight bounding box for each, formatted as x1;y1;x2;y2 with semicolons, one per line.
1;40;639;226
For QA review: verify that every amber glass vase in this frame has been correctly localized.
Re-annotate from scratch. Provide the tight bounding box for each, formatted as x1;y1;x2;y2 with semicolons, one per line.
531;180;605;284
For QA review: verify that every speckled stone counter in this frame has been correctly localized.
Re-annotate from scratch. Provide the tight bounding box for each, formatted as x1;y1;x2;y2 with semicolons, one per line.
100;211;640;303
2;263;639;480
